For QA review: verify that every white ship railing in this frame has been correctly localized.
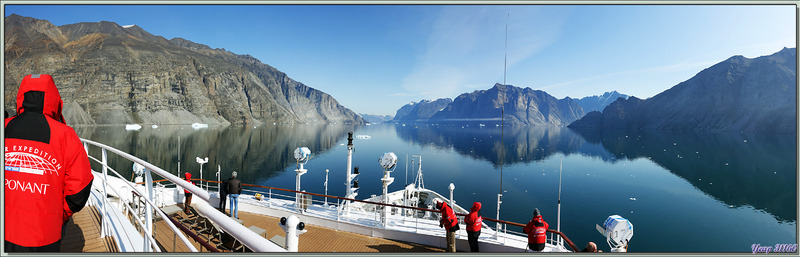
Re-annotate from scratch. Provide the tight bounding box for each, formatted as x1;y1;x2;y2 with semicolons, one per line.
198;178;579;252
81;138;286;252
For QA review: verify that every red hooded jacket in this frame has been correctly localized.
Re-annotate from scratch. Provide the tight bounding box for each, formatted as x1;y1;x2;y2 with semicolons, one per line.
4;74;94;249
437;201;458;230
523;215;549;244
184;172;194;194
464;202;483;232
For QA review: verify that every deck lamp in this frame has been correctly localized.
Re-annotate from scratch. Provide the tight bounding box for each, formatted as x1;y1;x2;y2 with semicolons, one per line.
294;147;311;212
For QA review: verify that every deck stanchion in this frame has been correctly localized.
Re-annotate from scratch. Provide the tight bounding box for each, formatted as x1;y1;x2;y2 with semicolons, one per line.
101;148;109;238
145;167;154;252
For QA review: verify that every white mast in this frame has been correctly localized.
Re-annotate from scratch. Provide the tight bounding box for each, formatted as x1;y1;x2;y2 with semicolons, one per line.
497;12;509;238
557;156;563;246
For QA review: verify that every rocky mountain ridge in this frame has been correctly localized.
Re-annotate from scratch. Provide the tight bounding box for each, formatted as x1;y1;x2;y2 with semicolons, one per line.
429;83;586;126
568;47;796;133
391;98;453;123
574;91;630;113
4;14;365;125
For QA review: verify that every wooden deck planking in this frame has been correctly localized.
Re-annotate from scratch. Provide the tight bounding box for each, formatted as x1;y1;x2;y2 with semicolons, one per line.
61;202;446;253
229;206;444;252
60;205;118;252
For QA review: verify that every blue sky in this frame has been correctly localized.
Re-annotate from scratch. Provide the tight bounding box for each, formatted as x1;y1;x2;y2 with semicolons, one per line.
4;4;796;116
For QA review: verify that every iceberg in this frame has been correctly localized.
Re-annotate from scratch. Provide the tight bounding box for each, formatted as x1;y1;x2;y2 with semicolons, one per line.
191;123;208;129
125;124;142;131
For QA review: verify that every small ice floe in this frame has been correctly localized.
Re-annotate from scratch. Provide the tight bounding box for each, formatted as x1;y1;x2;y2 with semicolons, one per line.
125;124;142;131
725;163;729;166
728;205;735;208
629;197;636;201
355;135;371;139
191;123;208;129
151;124;158;129
743;139;747;143
673;142;677;146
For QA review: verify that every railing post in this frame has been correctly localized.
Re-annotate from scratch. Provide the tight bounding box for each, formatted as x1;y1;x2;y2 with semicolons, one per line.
101;148;109;238
145;167;154;252
495;193;502;239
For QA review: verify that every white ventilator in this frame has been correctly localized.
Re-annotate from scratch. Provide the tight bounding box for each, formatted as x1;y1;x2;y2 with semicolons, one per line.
595;215;633;252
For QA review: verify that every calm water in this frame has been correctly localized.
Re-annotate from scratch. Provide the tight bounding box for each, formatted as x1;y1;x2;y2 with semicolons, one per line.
75;123;797;252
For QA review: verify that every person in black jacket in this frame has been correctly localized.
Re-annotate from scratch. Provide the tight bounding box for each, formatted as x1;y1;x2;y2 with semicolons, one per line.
219;177;229;214
226;171;242;219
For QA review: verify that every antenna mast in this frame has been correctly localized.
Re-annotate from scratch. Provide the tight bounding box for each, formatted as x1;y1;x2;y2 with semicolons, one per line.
497;13;509;238
558;156;563;246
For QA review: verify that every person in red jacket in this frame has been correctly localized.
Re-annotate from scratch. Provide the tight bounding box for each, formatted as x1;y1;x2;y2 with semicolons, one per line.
436;200;460;252
183;172;195;214
523;208;549;252
464;202;483;252
4;74;93;252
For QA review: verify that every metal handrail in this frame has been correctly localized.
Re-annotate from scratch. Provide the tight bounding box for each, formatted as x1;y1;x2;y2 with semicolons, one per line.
205;179;579;252
80;138;286;252
87;171;163;252
84;145;197;252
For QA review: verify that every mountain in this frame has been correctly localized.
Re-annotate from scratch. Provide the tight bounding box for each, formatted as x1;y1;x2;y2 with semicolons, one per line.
360;114;393;124
4;14;365;125
390;98;453;122
569;48;797;133
429;84;585;126
574;91;630;113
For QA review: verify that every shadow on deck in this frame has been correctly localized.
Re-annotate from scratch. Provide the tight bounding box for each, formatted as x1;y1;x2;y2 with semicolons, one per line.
61;202;446;253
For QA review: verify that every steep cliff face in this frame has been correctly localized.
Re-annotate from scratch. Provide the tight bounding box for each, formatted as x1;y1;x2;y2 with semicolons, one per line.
569;48;796;133
391;98;453;122
4;14;365;125
430;83;585;126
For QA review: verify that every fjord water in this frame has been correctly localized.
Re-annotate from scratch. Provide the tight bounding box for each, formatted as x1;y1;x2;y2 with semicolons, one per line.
76;124;796;252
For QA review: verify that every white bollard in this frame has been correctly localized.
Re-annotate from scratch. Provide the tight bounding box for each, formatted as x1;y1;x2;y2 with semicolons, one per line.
279;215;307;252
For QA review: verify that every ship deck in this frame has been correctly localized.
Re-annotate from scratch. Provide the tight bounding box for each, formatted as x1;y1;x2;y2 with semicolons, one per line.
62;203;444;252
61;205;119;252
